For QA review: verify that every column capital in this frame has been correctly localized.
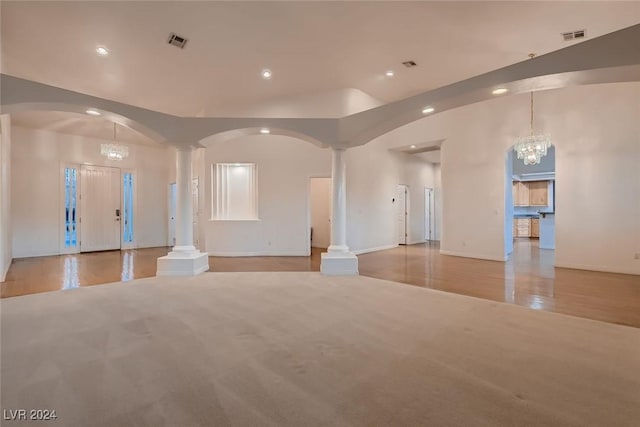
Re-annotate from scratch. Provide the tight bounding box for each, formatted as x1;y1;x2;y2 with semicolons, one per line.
330;146;347;152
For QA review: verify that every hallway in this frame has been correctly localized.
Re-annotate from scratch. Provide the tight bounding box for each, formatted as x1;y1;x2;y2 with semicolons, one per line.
2;240;639;327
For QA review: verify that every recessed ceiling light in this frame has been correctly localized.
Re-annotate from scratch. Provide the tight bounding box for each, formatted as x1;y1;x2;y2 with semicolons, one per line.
492;88;508;95
410;145;417;149
385;70;395;77
422;106;435;114
260;128;270;134
261;69;272;80
96;46;109;56
86;109;101;116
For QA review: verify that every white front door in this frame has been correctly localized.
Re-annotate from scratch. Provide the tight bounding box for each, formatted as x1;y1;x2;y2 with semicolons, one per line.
396;184;408;245
80;165;121;252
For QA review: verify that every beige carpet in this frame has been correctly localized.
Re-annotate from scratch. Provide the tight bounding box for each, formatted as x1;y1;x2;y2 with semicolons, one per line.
1;272;639;427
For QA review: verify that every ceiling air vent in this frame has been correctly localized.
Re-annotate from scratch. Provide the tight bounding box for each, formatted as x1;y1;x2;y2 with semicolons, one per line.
562;29;586;41
168;33;188;49
402;60;417;68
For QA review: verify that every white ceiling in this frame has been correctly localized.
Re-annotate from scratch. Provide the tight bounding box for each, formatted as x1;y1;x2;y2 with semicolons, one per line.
10;111;158;146
2;1;639;120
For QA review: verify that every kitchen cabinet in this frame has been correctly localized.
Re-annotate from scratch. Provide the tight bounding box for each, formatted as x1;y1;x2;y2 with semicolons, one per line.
515;218;531;237
512;180;548;207
513;181;530;206
513;217;540;238
528;181;548;206
531;218;539;238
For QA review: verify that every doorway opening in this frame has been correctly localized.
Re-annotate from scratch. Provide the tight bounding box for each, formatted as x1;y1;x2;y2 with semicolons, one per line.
309;177;331;254
505;145;556;260
396;184;409;245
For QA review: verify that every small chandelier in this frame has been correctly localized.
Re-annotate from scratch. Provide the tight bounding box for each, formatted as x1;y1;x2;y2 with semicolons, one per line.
101;123;129;161
514;54;552;165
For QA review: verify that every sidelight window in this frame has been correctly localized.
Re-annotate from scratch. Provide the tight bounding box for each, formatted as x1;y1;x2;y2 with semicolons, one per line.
64;168;78;248
123;172;134;243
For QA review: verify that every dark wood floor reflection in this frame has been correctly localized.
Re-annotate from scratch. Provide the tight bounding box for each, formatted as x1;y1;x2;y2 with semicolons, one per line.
2;240;639;327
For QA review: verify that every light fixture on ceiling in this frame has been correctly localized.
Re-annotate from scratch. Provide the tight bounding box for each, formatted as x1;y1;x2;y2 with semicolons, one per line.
261;69;272;80
101;123;129;161
492;87;508;95
513;54;552;166
410;145;417;149
96;46;109;56
86;109;101;116
422;106;435;114
260;128;270;134
385;70;395;77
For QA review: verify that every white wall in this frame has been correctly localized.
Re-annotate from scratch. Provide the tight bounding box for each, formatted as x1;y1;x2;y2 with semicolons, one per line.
0;115;12;281
11;126;172;258
201;133;437;256
345;137;438;253
433;164;442;242
381;82;640;274
310;177;331;248
202;135;330;256
504;151;514;257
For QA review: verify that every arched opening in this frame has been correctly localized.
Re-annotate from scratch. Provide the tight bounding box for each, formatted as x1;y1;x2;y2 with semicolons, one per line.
505;143;556;276
1;102;169;145
3;104;173;281
189;128;331;260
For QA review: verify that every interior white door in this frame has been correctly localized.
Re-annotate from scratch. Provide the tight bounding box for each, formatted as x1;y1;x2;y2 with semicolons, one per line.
80;165;121;252
424;188;433;241
396;184;408;245
168;183;177;246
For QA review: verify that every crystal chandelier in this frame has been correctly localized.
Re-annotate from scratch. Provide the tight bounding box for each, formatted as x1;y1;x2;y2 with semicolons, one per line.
514;55;552;165
101;123;129;161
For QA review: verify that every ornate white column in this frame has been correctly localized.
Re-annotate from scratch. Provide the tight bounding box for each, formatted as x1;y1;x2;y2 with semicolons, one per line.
321;147;359;275
157;147;209;276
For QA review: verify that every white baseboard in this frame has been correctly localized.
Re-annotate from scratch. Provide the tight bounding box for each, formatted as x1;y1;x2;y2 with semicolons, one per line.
207;251;309;257
136;243;170;249
440;249;507;262
554;262;639;276
13;250;60;259
352;244;399;255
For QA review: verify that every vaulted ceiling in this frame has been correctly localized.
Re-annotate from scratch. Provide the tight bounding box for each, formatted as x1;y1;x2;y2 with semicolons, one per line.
3;1;639;119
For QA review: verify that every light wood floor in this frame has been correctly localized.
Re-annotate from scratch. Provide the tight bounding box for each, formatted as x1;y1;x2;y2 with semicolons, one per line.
2;240;639;327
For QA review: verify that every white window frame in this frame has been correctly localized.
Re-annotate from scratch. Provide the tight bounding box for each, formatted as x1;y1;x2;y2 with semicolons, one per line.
210;163;259;221
59;163;81;254
121;168;137;249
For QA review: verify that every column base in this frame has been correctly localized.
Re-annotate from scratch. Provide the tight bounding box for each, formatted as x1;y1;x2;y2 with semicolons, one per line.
156;250;210;277
321;251;359;276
